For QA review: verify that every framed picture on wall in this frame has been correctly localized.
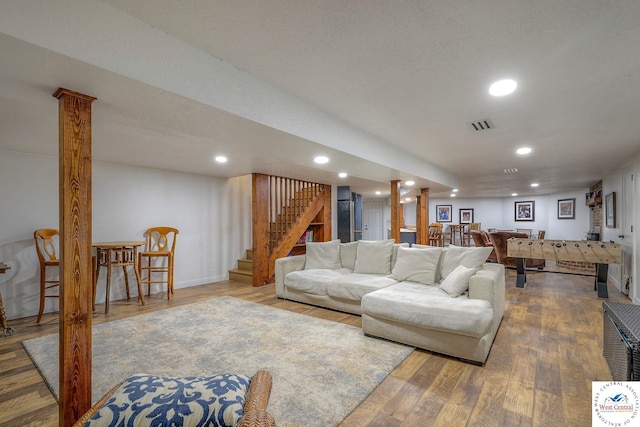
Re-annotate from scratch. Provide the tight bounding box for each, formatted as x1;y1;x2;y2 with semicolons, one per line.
514;200;535;221
459;208;474;224
557;198;575;219
436;205;452;222
606;192;616;228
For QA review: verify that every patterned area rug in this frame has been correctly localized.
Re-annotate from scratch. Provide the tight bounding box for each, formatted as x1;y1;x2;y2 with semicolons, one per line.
23;296;412;426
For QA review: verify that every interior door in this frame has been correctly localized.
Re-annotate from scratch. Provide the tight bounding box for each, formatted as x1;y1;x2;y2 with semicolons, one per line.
362;200;384;240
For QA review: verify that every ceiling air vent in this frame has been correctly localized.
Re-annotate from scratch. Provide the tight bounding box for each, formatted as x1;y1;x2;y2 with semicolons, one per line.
466;119;494;131
504;168;518;174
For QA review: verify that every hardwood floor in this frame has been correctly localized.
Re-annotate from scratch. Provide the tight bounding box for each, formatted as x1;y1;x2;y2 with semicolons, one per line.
0;269;630;426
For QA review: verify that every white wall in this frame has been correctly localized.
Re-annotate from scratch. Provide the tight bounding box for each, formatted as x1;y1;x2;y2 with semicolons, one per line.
423;191;590;240
0;150;252;320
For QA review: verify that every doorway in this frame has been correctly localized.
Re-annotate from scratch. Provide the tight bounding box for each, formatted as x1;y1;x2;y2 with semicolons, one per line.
362;200;384;240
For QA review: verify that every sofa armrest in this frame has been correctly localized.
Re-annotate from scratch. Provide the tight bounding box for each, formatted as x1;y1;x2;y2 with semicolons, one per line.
468;263;505;319
275;255;306;298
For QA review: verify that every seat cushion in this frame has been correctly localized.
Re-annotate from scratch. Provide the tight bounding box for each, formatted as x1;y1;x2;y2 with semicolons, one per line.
284;268;352;295
362;282;493;338
82;373;251;427
326;273;398;301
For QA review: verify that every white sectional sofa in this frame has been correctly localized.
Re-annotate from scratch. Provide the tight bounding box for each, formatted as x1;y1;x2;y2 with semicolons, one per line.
275;239;505;364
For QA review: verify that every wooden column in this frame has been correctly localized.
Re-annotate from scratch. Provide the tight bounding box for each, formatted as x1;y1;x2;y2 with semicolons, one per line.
390;180;401;243
53;88;96;427
252;173;270;286
416;187;429;244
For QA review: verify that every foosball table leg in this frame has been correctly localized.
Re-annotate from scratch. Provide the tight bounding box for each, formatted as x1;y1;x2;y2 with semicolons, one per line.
595;263;609;299
516;258;527;288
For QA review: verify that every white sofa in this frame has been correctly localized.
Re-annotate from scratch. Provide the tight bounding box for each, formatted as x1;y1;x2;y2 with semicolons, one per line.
275;239;505;364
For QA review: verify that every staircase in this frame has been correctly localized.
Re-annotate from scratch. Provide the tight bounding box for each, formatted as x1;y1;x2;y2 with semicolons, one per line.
228;249;253;284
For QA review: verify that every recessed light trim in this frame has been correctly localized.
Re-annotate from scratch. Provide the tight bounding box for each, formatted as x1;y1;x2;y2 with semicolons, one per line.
314;156;329;164
405;180;415;186
338;172;347;178
214;155;228;163
512;193;518;196
375;191;381;195
489;79;517;96
452;188;459;192
450;194;456;197
516;147;532;155
530;183;539;187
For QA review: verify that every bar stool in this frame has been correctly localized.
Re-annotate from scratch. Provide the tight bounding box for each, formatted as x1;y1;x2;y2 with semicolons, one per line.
33;229;60;323
138;227;179;300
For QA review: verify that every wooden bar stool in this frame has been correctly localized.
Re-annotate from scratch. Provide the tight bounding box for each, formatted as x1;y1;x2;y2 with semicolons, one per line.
138;227;179;300
33;229;60;323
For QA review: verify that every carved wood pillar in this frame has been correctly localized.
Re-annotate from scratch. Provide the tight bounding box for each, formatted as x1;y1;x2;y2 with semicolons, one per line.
53;88;96;427
416;187;429;244
390;180;401;242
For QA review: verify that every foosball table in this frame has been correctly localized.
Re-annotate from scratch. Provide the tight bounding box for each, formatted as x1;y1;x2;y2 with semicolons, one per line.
507;239;621;298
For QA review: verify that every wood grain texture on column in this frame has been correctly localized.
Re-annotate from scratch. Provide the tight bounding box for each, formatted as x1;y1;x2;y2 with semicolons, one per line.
390;180;401;243
252;173;270;286
53;88;96;427
416;188;429;244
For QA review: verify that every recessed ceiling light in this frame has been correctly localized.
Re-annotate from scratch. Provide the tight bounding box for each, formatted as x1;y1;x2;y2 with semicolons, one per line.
214;155;228;163
375;191;381;195
450;194;456;197
452;188;459;192
405;197;412;202
338;172;347;178
405;180;415;186
489;79;517;96
516;147;532;155
314;156;329;164
531;183;539;187
512;193;518;196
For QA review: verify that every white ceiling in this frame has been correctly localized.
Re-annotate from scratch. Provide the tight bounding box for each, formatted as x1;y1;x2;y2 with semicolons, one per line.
1;0;640;199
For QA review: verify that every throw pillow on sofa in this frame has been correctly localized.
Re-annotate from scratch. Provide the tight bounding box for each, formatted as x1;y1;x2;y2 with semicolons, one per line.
441;245;493;279
440;264;478;297
340;241;359;270
391;246;442;284
353;239;395;274
305;240;342;270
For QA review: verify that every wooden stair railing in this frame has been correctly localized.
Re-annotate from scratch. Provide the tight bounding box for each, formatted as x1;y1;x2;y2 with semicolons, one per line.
252;173;331;286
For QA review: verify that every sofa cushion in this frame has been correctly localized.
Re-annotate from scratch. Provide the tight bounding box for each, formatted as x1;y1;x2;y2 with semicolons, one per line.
83;373;251;427
440;265;478;297
391;243;410;269
326;273;398;301
285;268;352;295
441;245;493;279
354;239;395;274
391;246;442;285
305;240;342;270
362;282;493;338
340;241;358;270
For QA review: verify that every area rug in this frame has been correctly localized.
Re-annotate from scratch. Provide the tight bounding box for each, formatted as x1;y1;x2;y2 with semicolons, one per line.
23;296;412;426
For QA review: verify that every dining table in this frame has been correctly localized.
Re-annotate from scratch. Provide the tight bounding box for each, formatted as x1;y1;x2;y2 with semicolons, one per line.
92;241;146;314
0;262;13;337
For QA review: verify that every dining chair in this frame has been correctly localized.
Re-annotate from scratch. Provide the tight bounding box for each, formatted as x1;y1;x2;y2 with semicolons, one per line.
33;229;60;323
464;222;481;246
516;228;533;237
428;224;444;247
138;227;179;299
537;230;546;239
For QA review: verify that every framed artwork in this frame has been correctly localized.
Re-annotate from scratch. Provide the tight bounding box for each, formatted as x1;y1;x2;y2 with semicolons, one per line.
606;192;616;228
436;205;452;222
459;208;474;224
557;198;575;219
514;200;535;221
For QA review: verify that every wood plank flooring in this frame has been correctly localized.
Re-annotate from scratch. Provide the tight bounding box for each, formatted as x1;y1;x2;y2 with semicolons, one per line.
0;269;630;426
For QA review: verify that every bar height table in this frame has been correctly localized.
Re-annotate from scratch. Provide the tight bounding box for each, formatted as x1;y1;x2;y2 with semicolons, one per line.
93;241;145;313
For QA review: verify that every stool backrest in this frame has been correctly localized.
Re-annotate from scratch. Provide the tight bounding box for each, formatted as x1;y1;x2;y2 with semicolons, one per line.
34;228;59;263
144;226;179;254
